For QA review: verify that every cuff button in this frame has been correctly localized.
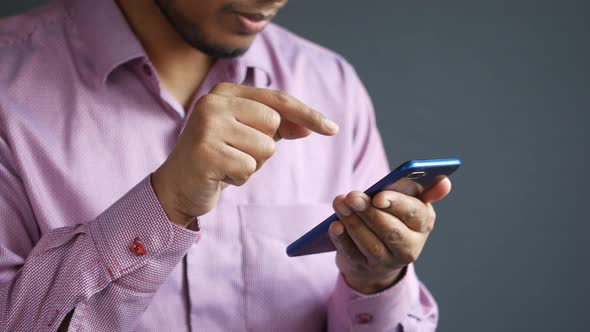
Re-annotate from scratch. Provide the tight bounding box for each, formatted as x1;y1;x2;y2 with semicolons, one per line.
356;313;373;325
130;237;146;256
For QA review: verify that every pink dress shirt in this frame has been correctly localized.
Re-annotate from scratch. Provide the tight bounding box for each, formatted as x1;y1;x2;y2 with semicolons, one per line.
0;0;438;330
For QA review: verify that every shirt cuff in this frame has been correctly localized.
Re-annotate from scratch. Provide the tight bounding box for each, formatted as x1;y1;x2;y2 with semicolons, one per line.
89;175;200;281
328;264;420;331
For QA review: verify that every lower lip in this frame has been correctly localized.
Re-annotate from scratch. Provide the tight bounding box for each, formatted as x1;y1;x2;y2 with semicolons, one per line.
235;13;270;34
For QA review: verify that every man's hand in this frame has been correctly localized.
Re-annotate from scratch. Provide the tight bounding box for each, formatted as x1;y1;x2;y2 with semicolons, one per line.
329;178;452;294
152;83;339;227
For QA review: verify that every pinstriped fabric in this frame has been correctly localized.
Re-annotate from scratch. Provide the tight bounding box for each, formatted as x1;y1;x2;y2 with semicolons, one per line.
0;0;438;331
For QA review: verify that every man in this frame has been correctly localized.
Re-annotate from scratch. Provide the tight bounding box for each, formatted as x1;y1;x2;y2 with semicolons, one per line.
0;0;451;330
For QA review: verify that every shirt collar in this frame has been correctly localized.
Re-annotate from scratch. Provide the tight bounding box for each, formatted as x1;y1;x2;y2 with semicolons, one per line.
66;0;273;86
66;0;145;84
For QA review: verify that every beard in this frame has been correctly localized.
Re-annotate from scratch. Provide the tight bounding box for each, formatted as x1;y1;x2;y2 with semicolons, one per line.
155;0;249;58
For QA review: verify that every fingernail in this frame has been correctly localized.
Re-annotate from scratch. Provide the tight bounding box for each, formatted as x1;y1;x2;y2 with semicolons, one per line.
331;222;344;236
350;197;367;212
336;203;352;216
324;118;339;132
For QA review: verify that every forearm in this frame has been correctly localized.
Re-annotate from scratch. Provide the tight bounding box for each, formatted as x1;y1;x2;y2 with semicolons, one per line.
1;176;199;331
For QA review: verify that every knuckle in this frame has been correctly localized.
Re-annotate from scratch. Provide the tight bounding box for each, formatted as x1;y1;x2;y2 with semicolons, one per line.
261;137;276;157
398;248;419;264
196;93;220;110
384;227;404;248
242;156;257;174
264;110;281;129
407;206;418;221
423;220;435;233
211;82;233;93
273;90;291;105
366;242;386;259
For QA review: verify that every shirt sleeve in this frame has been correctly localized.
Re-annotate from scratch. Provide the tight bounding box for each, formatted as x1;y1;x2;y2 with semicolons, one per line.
328;265;438;331
326;59;438;331
0;131;199;331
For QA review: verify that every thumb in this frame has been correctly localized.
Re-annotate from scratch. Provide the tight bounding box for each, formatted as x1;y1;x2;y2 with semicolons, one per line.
420;177;452;203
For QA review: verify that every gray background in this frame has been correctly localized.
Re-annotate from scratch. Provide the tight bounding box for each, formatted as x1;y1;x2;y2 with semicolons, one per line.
2;1;589;331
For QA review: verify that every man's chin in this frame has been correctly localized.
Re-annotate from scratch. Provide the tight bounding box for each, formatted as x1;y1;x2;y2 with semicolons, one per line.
189;34;254;58
197;44;250;59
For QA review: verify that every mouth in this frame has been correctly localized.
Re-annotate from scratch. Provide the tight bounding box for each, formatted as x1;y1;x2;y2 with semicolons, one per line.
228;4;278;35
237;11;275;21
232;10;275;34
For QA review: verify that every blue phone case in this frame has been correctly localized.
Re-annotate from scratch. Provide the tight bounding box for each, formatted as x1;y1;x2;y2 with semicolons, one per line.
286;158;462;257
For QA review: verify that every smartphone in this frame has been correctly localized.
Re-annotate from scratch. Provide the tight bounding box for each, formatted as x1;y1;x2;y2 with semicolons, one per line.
286;158;462;257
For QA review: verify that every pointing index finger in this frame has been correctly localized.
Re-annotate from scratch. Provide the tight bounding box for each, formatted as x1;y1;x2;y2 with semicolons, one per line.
212;83;339;136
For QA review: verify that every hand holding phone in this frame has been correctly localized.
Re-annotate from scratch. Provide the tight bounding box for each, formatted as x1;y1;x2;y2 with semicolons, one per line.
286;158;461;257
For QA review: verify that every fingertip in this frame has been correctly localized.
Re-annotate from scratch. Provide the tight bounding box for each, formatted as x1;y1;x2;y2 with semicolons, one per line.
323;118;340;135
438;177;452;196
345;191;363;200
329;221;344;237
422;177;453;203
443;177;452;190
332;194;346;208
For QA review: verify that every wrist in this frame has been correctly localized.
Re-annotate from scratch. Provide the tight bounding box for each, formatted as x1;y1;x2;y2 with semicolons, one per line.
150;172;196;228
343;267;406;295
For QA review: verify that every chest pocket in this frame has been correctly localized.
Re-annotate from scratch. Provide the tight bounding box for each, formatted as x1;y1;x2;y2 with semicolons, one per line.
238;203;339;332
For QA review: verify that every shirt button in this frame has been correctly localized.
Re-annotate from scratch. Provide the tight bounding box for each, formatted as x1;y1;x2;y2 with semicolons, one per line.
356;313;373;325
130;237;146;256
142;64;153;77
